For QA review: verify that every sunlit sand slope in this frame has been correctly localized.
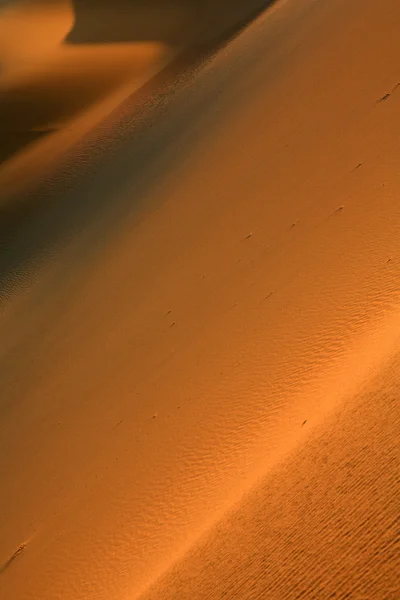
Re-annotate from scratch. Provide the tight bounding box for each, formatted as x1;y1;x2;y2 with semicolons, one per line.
1;0;400;599
143;351;400;599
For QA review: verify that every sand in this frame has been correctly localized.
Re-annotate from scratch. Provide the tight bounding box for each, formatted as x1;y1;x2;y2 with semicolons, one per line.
0;0;275;201
1;0;400;599
0;0;173;199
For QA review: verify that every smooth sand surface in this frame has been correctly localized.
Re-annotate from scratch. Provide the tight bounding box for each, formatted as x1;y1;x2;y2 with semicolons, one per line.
1;0;400;598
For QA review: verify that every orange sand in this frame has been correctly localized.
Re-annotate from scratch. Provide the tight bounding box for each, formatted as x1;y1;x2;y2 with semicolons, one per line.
0;0;275;200
0;0;174;199
1;0;400;599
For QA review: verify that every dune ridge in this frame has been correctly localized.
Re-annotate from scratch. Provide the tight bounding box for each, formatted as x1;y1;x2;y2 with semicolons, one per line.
135;300;400;597
0;0;275;203
1;0;400;598
141;348;400;599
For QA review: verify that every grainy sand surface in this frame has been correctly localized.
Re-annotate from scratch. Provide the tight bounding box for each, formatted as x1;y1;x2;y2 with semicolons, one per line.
1;0;400;599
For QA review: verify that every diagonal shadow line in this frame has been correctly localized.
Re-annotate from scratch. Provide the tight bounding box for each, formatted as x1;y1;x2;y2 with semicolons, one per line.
0;0;277;298
0;129;54;167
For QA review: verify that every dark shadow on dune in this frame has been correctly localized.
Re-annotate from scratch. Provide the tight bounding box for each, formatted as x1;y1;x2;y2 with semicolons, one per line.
0;130;52;165
66;0;201;45
0;0;277;295
66;0;274;46
0;51;149;167
0;67;137;131
0;196;44;252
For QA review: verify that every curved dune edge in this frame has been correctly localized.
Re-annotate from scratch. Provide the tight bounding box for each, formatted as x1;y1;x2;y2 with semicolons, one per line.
0;0;174;204
0;50;173;200
0;0;276;204
139;303;400;597
141;346;400;599
1;0;400;598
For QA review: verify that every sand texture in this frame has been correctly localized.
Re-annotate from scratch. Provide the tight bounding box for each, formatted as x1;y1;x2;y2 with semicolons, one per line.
1;0;400;599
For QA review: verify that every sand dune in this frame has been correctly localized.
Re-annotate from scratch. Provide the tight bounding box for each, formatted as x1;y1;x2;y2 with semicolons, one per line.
1;0;400;599
0;0;174;196
142;350;400;599
0;0;273;200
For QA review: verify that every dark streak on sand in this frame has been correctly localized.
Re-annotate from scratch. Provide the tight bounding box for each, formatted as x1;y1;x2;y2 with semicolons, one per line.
0;541;28;574
333;206;344;215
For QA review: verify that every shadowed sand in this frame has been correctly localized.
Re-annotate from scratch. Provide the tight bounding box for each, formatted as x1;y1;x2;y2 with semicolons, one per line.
0;0;172;174
1;0;400;599
0;0;276;284
0;0;274;186
66;0;273;46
